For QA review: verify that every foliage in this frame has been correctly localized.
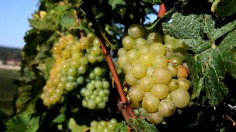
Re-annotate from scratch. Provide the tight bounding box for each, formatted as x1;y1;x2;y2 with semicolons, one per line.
4;0;236;131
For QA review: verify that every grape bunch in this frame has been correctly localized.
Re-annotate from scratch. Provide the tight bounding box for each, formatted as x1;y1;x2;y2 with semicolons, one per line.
80;66;110;110
118;24;191;124
89;118;118;132
40;33;110;107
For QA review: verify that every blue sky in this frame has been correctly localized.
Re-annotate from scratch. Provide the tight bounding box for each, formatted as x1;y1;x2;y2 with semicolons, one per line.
0;1;158;49
0;0;39;48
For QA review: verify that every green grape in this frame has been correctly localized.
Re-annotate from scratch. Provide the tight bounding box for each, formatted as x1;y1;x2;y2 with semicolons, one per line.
102;81;110;89
125;71;137;86
128;87;144;102
131;63;146;79
122;36;135;50
65;82;74;91
169;56;182;65
139;53;154;67
150;42;166;56
117;48;128;56
87;100;96;109
167;63;178;77
88;54;97;64
136;76;155;92
80;56;88;65
147;32;162;44
79;36;88;49
138;45;150;56
95;80;103;89
134;38;148;50
178;78;191;90
151;84;169;99
76;76;84;85
158;99;176;117
146;66;155;77
146;111;164;124
94;67;103;76
153;67;172;85
152;55;168;68
168;79;179;91
67;75;76;82
62;49;71;59
171;88;190;108
127;49;139;63
128;24;144;39
118;54;129;69
142;94;160;113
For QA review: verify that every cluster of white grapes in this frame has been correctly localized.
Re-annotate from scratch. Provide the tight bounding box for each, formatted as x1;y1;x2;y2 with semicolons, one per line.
89;118;118;132
118;24;191;124
80;67;110;110
40;33;110;107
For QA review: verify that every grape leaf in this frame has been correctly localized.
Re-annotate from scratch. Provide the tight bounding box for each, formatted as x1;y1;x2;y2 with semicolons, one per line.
108;0;126;9
6;112;39;132
202;15;236;41
212;0;236;18
127;118;158;132
162;13;202;39
51;113;66;124
68;118;88;132
162;13;236;106
115;121;128;132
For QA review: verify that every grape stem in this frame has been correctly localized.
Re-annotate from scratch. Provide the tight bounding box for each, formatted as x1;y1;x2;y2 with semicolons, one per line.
83;2;137;120
225;114;236;127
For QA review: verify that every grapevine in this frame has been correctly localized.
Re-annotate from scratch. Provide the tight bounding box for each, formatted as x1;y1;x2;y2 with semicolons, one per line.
3;0;236;132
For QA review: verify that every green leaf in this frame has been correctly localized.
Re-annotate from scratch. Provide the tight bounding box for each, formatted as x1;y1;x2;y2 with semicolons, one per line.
142;0;162;4
6;112;39;132
183;39;211;54
218;30;236;78
68;118;88;132
115;121;128;132
108;0;126;9
213;0;236;18
202;15;236;41
127;118;158;132
163;13;236;106
162;13;202;39
146;10;173;30
52;113;66;124
60;11;78;29
187;31;236;106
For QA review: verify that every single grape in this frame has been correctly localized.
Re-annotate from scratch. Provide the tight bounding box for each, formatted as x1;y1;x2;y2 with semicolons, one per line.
128;87;144;102
151;84;169;99
131;63;146;79
178;78;191;90
134;38;148;50
146;111;164;124
147;32;162;44
128;24;144;39
171;88;190;108
152;55;168;68
168;79;179;91
153;67;172;85
122;36;135;50
158;98;176;117
142;94;160;113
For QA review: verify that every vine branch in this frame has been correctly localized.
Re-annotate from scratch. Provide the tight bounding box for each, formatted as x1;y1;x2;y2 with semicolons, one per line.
83;1;136;120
